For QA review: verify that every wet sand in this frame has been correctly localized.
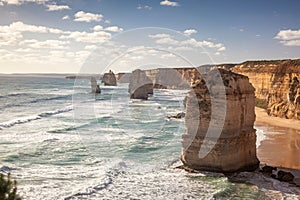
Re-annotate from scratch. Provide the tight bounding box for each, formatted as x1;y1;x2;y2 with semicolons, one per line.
255;107;300;131
255;107;300;170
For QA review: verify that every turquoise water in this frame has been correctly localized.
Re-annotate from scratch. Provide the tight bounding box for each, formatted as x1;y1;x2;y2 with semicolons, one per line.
0;75;291;199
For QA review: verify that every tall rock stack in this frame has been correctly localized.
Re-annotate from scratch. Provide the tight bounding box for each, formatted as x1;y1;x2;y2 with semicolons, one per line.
102;70;117;86
129;69;153;100
181;69;259;173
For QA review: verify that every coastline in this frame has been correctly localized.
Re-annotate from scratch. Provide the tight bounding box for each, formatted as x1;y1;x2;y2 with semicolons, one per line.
255;107;300;131
255;107;300;170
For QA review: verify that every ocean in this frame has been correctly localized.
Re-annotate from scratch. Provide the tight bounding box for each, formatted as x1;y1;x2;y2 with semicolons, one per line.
0;75;298;199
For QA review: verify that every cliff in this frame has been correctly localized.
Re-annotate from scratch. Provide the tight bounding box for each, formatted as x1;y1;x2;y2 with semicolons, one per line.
116;73;131;83
231;59;300;120
181;69;259;172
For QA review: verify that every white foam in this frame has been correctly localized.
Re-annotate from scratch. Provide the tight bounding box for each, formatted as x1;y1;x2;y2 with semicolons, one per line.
0;106;73;129
255;127;267;148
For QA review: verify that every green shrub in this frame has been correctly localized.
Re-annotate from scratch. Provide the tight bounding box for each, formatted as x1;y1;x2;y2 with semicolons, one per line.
0;173;22;200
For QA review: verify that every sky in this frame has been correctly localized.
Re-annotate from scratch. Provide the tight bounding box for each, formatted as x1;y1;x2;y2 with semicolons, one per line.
0;0;300;73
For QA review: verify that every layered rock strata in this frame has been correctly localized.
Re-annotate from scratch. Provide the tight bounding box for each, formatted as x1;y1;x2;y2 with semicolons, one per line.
181;69;259;172
232;59;300;119
128;69;153;100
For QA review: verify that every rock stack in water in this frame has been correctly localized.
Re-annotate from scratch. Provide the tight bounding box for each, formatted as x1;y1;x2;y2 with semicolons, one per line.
91;77;101;94
181;69;259;173
102;70;117;86
129;69;153;100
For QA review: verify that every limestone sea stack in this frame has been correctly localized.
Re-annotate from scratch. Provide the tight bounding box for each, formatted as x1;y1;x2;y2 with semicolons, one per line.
181;69;259;173
129;69;153;100
102;70;117;86
91;77;101;94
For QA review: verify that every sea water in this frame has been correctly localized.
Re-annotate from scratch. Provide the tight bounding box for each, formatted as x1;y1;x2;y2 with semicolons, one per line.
0;75;297;199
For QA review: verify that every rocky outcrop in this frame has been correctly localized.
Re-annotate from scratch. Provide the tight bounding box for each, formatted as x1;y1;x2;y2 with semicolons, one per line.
102;70;117;86
167;112;185;119
91;77;101;94
128;69;153;100
231;59;300;119
181;69;259;173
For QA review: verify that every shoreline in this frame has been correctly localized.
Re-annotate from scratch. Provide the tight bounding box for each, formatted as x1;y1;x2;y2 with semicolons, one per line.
255;107;300;170
255;107;300;131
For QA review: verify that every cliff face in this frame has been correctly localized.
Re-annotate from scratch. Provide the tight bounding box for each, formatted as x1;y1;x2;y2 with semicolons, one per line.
181;69;259;173
116;73;131;83
231;60;300;119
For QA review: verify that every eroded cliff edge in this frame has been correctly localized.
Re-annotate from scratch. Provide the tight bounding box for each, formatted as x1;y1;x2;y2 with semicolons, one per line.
181;69;259;173
231;59;300;120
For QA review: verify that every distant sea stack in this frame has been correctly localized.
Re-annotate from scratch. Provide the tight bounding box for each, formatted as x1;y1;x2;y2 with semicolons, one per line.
181;69;259;173
128;69;153;100
91;77;101;94
102;70;117;86
231;59;300;120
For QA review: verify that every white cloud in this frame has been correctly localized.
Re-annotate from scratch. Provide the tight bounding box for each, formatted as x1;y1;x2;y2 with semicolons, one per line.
20;39;69;49
275;29;300;40
62;15;70;20
0;21;64;34
74;11;103;22
46;4;70;11
93;25;103;31
168;46;193;51
0;21;65;46
137;4;152;10
60;31;111;43
160;0;179;7
183;29;197;36
217;46;226;51
148;33;170;39
275;29;300;47
104;20;111;24
155;37;180;45
84;45;98;50
105;26;123;32
0;0;47;6
149;33;226;52
7;21;47;32
280;40;300;46
16;48;34;52
0;31;23;46
160;53;176;59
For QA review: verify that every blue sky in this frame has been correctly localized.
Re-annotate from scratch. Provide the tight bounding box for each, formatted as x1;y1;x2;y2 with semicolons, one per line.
0;0;300;73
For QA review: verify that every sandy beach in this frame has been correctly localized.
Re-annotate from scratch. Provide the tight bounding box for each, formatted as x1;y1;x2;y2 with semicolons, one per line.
255;107;300;131
255;107;300;170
